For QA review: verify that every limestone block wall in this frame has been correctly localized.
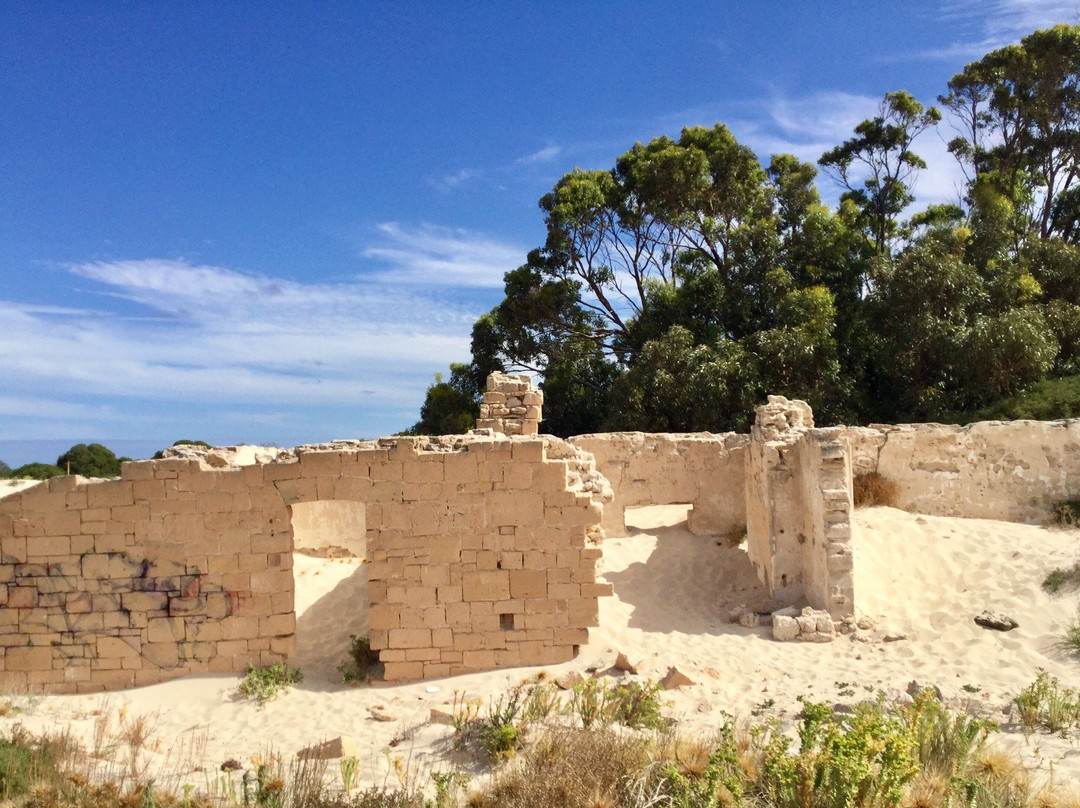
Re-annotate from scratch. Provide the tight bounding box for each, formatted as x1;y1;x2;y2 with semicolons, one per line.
476;372;543;436
569;433;748;537
339;435;608;680
0;460;295;693
843;419;1080;523
798;429;855;617
0;433;610;692
745;397;855;618
745;398;813;603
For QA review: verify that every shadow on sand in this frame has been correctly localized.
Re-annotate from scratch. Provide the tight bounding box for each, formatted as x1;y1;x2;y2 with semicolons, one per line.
293;563;369;692
602;515;769;637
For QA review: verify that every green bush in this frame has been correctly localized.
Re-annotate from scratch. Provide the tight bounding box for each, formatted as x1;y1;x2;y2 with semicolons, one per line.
237;662;303;706
955;373;1080;423
7;462;66;480
337;634;381;685
55;443;121;477
0;459;10;477
1042;561;1080;593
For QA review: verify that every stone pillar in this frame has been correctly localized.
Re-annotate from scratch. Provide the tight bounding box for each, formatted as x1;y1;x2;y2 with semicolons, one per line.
745;396;814;605
476;372;543;436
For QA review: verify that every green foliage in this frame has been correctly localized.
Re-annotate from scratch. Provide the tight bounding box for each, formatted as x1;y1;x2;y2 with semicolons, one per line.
569;677;671;731
956;374;1080;422
7;462;66;480
404;366;480;436
1015;671;1080;733
417;24;1080;447
0;458;10;477
1043;559;1080;593
1054;500;1080;527
755;699;918;808
56;442;122;477
337;634;380;685
236;662;303;706
820;90;941;252
0;726;61;800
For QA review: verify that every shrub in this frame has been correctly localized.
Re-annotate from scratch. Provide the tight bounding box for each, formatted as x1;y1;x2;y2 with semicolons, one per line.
1053;500;1080;528
55;442;121;477
338;634;381;685
1042;561;1080;593
237;662;303;706
853;472;900;508
755;699;918;808
0;459;10;477
1015;671;1080;734
468;726;655;808
7;462;66;480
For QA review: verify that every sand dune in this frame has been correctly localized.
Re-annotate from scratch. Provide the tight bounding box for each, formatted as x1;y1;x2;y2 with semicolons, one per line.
6;504;1080;791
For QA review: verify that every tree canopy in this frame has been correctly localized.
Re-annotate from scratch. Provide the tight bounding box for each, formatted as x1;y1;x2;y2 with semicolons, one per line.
415;25;1080;436
56;443;123;478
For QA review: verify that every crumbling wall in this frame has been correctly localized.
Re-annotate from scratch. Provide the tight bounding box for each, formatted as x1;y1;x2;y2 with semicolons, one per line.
569;433;748;537
745;397;855;618
844;420;1080;522
476;372;542;436
0;433;611;692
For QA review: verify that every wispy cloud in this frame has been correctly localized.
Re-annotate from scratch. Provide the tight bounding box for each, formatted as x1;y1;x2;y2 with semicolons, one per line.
362;222;523;288
430;168;476;192
429;143;565;192
922;0;1079;60
730;90;967;209
514;144;561;166
0;226;525;441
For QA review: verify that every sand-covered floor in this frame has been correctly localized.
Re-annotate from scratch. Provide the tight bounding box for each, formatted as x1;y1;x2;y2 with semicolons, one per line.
5;504;1080;791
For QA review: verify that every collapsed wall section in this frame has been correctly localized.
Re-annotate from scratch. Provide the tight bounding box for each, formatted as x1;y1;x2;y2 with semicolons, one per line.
843;419;1080;522
569;432;748;537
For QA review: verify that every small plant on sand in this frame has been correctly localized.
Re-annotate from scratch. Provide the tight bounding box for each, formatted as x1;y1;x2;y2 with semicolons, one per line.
337;634;381;685
1053;499;1080;528
570;677;670;730
1015;670;1080;734
1042;561;1080;594
853;471;900;508
236;662;303;707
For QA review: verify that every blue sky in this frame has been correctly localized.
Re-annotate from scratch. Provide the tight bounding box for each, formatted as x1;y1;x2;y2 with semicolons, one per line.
2;1;1077;466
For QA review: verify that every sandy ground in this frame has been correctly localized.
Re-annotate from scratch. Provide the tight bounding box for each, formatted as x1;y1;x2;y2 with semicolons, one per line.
5;504;1080;794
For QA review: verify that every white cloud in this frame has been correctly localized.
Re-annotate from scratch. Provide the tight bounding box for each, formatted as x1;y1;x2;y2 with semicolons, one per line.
729;90;968;210
362;222;524;288
0;239;518;441
430;168;476;192
925;0;1079;60
514;145;561;166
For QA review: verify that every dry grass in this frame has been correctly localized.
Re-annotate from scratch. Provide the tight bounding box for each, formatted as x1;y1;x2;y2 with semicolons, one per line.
464;726;656;808
853;471;900;508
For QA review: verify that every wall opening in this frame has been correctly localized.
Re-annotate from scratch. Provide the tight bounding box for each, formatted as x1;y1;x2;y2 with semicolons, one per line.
624;503;693;532
289;500;369;682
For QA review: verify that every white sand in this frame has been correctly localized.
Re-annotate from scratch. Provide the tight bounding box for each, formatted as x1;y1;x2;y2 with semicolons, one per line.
6;504;1080;792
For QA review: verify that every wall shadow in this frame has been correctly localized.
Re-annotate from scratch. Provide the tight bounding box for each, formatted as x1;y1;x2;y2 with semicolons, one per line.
602;520;769;636
292;562;368;691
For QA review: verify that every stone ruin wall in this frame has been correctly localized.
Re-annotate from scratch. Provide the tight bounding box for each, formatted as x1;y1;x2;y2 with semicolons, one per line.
0;434;611;693
476;372;542;436
569;432;749;539
744;397;854;618
841;420;1080;523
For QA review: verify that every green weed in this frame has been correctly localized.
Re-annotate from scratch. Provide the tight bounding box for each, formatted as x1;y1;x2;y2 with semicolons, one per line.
236;662;303;707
